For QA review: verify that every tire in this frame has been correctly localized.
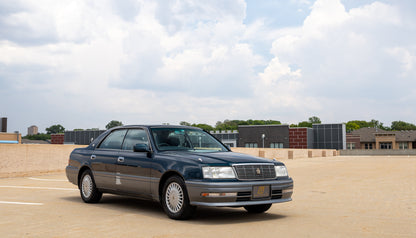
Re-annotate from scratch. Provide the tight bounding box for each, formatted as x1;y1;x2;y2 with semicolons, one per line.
244;204;272;213
161;176;196;220
79;170;102;203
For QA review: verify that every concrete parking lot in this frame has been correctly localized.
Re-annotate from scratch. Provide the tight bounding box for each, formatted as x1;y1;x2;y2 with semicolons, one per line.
1;156;415;238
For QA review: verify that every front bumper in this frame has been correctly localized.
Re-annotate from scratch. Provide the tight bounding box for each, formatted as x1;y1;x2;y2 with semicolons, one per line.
186;178;293;207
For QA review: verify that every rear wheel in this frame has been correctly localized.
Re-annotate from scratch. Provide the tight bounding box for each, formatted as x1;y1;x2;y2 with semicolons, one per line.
161;176;196;220
244;204;272;213
80;170;102;203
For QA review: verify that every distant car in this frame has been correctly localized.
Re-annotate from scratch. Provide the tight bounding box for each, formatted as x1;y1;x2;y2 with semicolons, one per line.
66;125;293;219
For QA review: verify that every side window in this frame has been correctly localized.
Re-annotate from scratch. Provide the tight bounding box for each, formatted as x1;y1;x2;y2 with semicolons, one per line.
98;129;127;150
122;129;149;151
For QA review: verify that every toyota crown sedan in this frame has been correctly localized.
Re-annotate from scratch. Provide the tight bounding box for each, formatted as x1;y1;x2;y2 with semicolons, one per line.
66;125;293;219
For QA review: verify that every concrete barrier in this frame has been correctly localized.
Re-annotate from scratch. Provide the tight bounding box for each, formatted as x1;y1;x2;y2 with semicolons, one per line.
0;144;84;178
0;144;338;178
340;149;416;156
231;148;337;160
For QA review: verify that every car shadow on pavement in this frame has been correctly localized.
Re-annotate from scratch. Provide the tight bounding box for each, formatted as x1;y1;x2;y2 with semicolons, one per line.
61;195;287;224
191;206;287;224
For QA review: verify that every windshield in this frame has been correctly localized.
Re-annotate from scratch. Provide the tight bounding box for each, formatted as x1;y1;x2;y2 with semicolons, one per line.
151;128;228;152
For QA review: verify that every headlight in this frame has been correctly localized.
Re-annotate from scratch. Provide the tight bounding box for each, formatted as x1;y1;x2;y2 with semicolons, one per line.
275;165;288;177
202;167;236;179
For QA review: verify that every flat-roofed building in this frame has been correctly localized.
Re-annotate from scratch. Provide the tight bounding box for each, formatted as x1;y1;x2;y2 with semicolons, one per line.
313;123;346;150
238;125;290;148
210;130;238;147
28;125;38;135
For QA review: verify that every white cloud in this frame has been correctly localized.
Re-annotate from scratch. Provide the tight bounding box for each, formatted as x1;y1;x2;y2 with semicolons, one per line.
0;0;415;133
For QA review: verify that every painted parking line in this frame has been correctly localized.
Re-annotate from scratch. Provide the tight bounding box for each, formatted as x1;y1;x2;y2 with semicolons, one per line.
0;185;78;191
0;201;43;205
28;177;67;182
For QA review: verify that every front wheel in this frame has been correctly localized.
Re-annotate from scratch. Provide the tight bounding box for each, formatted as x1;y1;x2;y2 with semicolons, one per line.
244;204;272;213
161;176;196;220
80;170;102;203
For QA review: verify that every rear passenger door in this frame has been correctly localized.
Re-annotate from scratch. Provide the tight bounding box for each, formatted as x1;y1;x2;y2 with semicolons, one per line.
116;128;152;196
91;129;127;191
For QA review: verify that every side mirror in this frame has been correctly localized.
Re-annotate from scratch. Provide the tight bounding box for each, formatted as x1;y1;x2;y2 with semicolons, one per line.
133;143;150;153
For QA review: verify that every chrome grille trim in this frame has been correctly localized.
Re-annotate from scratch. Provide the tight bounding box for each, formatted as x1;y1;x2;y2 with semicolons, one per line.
233;163;276;180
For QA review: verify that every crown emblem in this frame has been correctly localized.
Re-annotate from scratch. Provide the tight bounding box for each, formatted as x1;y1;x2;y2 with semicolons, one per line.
256;168;261;175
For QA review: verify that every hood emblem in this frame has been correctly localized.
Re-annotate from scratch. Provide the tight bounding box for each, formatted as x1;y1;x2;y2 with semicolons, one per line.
256;168;261;175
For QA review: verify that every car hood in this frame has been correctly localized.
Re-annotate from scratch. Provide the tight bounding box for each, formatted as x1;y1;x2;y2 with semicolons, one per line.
161;151;283;165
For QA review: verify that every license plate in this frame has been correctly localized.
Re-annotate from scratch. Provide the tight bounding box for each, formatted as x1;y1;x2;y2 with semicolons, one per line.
252;185;270;199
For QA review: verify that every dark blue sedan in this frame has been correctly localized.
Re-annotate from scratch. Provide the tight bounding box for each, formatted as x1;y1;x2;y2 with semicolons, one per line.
66;125;293;219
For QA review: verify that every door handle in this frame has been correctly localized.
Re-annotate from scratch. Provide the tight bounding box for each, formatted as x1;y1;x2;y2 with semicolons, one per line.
91;155;96;160
117;157;125;163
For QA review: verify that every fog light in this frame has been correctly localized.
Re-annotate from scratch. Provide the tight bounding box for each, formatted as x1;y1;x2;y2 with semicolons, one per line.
283;188;293;194
201;192;237;197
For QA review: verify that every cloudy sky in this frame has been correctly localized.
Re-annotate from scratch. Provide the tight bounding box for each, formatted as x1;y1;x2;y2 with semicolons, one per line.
1;0;415;134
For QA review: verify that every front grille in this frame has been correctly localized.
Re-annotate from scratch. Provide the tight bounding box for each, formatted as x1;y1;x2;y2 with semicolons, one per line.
233;164;276;180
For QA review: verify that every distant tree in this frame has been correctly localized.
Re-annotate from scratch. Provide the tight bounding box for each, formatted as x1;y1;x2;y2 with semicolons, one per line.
179;121;191;126
106;120;123;129
215;120;238;131
264;120;281;125
214;119;281;131
348;120;370;129
346;119;388;131
308;116;321;124
298;121;312;128
73;129;84;131
368;119;387;130
391;121;416;131
346;122;360;132
192;124;214;131
46;124;65;134
23;133;51;140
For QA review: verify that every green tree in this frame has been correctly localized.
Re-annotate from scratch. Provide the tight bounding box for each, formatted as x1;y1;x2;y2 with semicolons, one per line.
308;116;321;124
179;121;191;126
391;121;416;131
192;123;214;131
105;120;123;129
46;124;65;134
23;133;51;140
347;120;370;129
368;119;387;130
298;121;312;128
346;122;360;132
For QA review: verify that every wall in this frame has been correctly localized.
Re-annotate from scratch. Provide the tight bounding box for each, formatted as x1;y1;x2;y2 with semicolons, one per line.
238;125;290;148
0;144;84;178
0;133;22;143
340;149;416;156
51;134;65;144
0;144;338;178
313;123;346;150
289;128;308;149
231;147;338;160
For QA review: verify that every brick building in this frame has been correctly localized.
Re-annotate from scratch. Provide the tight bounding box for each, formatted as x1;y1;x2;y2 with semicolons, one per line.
347;127;416;150
289;127;313;149
51;134;65;144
